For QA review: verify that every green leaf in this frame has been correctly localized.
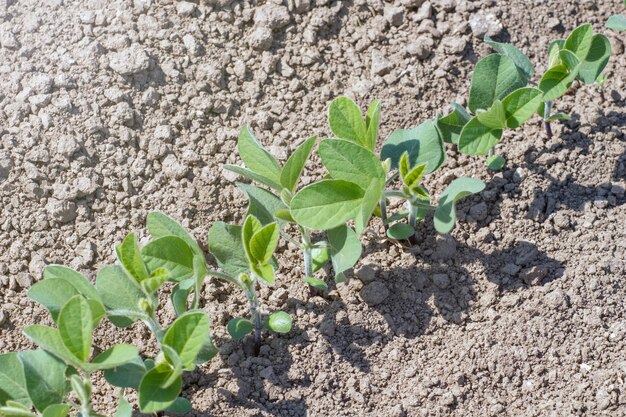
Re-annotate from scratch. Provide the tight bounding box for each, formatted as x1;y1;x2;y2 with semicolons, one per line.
458;116;503;155
146;212;204;259
319;139;385;190
41;404;68;417
563;23;593;61
22;326;78;366
114;396;132;417
434;178;486;234
138;365;182;413
163;311;210;369
115;232;150;283
303;277;328;289
311;243;331;273
242;215;262;261
207;222;248;276
18;351;69;412
0;403;37;417
435;103;471;145
43;266;102;303
141;236;195;282
95;265;145;327
103;355;146;389
328;96;367;146
280;136;316;192
606;14;626;31
222;164;283;191
0;353;30;407
402;162;427;189
238;125;282;186
484;35;534;78
165;397;192;415
160;346;183;387
365;99;381;151
539;63;580;102
57;296;93;363
577;34;611;85
171;282;191;316
559;49;580;72
266;311;292;333
249;223;279;264
28;279;79;322
140;268;170;295
274;209;295;223
84;344;139;371
291;180;365;230
476;99;507;129
238;183;287;226
501;87;544;129
548;39;565;67
387;223;414;240
469;54;528;113
227;318;254;340
383;210;409;225
355;179;384;235
486;155;506;171
194;335;218;365
381;121;446;173
327;225;362;281
251;263;275;285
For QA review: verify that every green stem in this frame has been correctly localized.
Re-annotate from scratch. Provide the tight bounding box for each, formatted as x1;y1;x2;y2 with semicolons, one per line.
379;197;388;231
300;227;313;279
144;316;163;345
544;100;553;138
245;284;261;352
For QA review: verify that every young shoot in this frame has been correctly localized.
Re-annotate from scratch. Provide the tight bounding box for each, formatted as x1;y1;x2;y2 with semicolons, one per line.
208;215;292;351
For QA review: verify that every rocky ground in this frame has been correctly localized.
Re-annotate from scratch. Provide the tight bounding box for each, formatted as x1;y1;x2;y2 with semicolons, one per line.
0;0;625;416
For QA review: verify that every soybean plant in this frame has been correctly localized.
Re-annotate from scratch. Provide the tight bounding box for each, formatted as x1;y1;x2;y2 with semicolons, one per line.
208;215;291;348
224;126;362;289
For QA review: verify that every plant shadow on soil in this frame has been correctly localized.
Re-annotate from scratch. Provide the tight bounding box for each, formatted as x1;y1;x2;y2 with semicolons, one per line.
522;108;626;218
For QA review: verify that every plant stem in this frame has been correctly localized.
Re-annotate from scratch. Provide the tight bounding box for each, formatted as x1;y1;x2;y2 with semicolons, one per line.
379;197;388;232
145;316;163;346
544;101;553;138
407;201;419;244
248;289;261;353
300;228;313;279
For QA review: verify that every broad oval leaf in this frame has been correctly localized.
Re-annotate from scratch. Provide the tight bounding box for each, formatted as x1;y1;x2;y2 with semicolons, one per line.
84;344;140;371
57;295;93;363
115;396;132;417
381;120;446;173
43;266;102;303
28;279;79;322
606;14;626;31
328;225;362;282
387;223;414;240
484;35;534;78
222;164;283;191
502;87;544;129
355;179;384;235
115;232;150;283
548;39;565;67
95;265;145;327
486;155;506;171
22;326;78;366
0;353;30;407
435;103;471;145
103;355;146;389
458;117;503;155
328;96;367;147
539;63;579;102
266;311;292;333
468;54;528;113
290;180;365;230
238;125;282;186
280;136;317;192
141;236;195;282
577;34;611;85
138;365;182;413
563;23;593;61
207;222;248;276
41;404;69;417
476;99;506;129
146;212;204;259
227;317;254;340
238;183;287;226
194;335;218;365
434;178;486;234
165;397;192;415
319;139;385;190
163;311;210;369
18;350;69;412
249;223;279;265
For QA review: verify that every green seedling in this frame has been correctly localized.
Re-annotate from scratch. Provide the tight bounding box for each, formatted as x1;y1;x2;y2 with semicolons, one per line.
208;215;292;349
224;125;363;289
328;96;485;241
94;214;217;413
539;24;611;137
1;289;139;417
